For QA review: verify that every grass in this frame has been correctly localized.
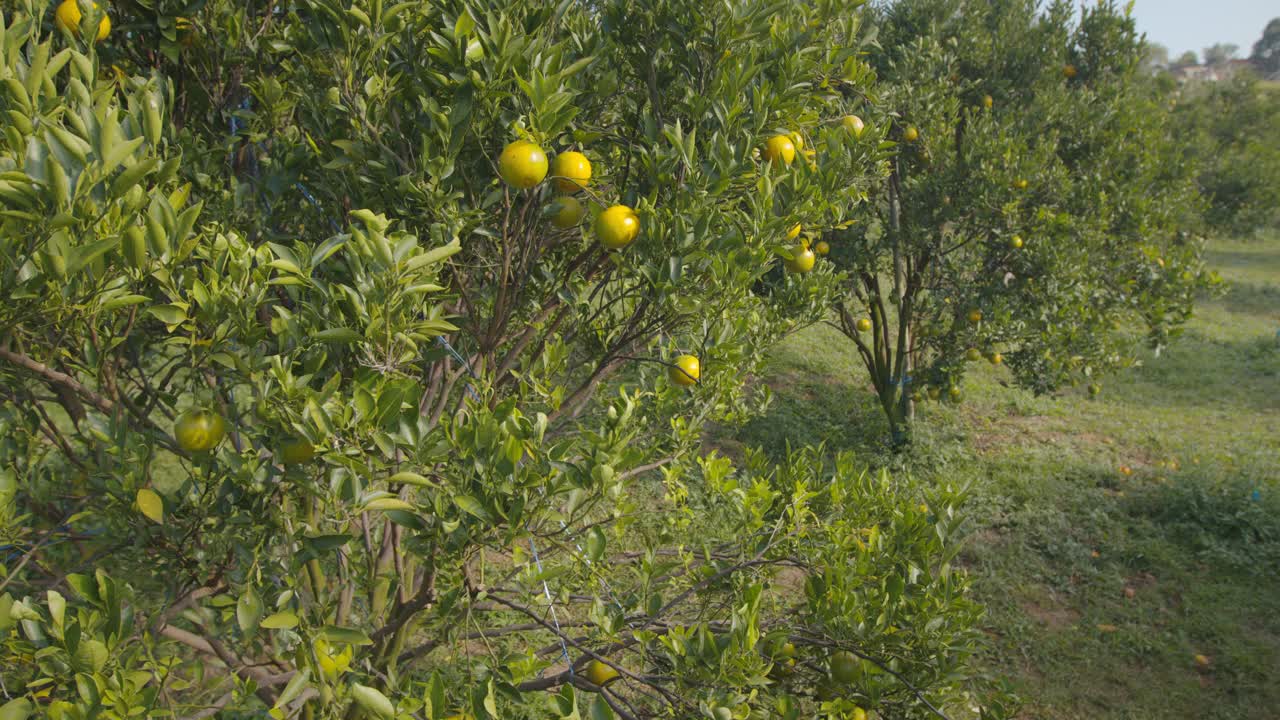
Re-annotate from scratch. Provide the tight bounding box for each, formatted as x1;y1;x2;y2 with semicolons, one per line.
727;233;1280;719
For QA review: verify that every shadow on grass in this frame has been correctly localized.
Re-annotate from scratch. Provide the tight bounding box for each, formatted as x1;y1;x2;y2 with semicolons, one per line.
1204;247;1280;276
1108;330;1280;414
721;370;892;462
1214;278;1280;317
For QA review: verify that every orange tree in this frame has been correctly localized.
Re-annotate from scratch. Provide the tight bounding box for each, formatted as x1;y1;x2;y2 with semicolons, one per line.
822;0;1212;444
0;0;1000;718
1171;73;1280;236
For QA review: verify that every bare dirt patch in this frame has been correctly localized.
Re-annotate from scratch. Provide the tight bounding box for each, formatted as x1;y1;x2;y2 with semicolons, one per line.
1021;593;1082;631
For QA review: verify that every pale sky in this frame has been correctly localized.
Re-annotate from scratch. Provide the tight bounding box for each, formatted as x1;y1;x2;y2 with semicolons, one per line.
1127;0;1276;60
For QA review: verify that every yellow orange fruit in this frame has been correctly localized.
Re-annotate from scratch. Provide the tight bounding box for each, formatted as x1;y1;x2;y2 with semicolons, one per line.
967;309;982;324
841;115;865;136
550;150;591;193
584;660;619;686
56;0;111;41
783;244;815;273
856;318;872;333
1010;235;1023;249
815;240;830;256
497;140;548;189
983;94;993;109
1064;64;1078;79
668;354;700;386
902;126;919;142
763;134;796;166
595;205;640;249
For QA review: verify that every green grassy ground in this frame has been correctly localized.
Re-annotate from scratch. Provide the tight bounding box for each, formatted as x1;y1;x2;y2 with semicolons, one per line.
729;235;1280;719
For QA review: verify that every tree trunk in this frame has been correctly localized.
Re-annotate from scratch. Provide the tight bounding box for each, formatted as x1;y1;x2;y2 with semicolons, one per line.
888;162;912;449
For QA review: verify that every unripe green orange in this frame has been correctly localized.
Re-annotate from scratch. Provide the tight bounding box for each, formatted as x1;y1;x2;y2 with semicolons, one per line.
549;196;586;229
174;409;226;453
829;650;862;684
281;439;316;464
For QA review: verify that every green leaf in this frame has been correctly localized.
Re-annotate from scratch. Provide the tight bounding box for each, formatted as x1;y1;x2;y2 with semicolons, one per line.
46;590;66;629
313;327;363;343
101;295;150;311
109;157;157;198
387;471;434;487
0;698;33;720
237;588;264;635
588;695;615;720
424;672;446;720
453;495;492;522
75;673;100;706
405;239;461;271
273;668;311;712
454;9;476;37
319;625;373;646
260;612;299;629
101;136;144;173
136;488;164;524
363;497;416;512
0;595;13;633
67;237;118;275
351;684;395;720
146;304;187;326
585;527;606;563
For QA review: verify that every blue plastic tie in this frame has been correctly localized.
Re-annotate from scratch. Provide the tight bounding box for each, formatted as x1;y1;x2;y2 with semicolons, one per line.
527;535;574;676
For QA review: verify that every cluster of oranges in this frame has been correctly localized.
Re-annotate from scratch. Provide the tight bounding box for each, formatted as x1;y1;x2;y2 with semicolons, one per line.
497;140;701;386
172;408;314;465
494;115;867;387
496;141;642;251
761;115;869;275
